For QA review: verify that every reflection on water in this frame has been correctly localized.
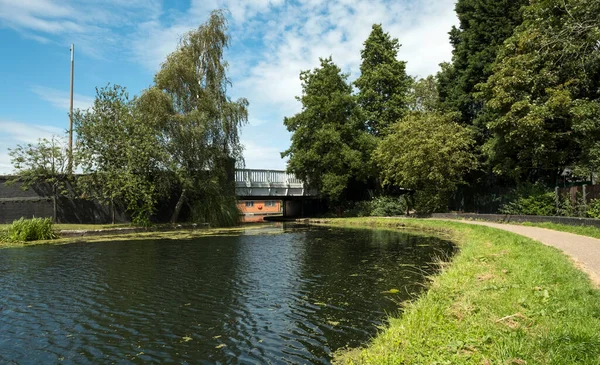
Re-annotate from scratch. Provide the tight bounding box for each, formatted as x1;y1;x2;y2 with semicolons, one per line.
0;224;453;364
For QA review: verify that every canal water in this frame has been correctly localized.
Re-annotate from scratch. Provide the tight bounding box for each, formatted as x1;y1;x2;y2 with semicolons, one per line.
0;224;453;364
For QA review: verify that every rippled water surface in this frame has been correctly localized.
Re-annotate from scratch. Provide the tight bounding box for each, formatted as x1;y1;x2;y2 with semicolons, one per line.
0;224;453;364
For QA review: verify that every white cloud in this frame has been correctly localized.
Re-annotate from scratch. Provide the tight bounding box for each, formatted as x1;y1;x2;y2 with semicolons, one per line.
31;85;94;111
241;139;287;170
0;0;161;58
0;120;65;174
1;0;459;172
125;0;458;169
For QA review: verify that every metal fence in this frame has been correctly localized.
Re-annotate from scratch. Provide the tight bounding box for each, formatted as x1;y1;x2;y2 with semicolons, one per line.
234;169;302;184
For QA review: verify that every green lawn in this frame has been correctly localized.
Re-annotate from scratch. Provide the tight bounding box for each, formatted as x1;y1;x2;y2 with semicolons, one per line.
520;221;600;240
321;218;600;364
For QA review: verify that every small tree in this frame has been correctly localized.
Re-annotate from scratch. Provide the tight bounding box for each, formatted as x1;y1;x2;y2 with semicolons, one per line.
74;84;162;225
8;135;71;222
374;112;478;213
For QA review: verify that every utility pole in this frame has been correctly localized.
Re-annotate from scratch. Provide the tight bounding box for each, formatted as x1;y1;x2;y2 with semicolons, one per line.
68;44;74;175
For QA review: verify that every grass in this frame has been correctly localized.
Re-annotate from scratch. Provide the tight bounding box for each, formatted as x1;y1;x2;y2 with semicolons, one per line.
3;217;57;242
520;221;600;240
320;218;600;365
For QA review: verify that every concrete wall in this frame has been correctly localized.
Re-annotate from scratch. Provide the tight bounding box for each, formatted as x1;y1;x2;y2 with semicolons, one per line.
0;176;129;224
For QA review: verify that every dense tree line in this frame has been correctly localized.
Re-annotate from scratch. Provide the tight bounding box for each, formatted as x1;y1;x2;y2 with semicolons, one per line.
8;11;245;226
284;0;600;214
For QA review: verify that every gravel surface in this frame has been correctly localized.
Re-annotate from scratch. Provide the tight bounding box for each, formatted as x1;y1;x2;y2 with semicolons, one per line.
454;220;600;287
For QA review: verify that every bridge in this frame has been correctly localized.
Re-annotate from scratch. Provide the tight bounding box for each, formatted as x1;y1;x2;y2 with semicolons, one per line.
234;169;321;218
234;169;318;199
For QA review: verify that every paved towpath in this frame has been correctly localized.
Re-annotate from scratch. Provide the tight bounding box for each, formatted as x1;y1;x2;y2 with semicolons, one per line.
450;220;600;287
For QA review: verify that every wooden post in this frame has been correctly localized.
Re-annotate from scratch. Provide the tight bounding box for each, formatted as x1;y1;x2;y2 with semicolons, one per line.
555;186;560;214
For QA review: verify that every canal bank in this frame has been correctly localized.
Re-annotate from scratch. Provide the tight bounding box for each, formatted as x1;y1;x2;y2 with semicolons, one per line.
318;218;600;364
0;223;271;248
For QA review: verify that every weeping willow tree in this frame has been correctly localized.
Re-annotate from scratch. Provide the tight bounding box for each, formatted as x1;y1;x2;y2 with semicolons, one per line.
139;10;248;225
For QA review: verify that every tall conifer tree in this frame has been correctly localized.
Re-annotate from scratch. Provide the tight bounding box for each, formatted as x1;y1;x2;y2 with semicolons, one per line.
355;24;411;136
437;0;528;126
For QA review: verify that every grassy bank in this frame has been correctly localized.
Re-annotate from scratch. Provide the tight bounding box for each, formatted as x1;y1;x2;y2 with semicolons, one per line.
322;218;600;364
0;223;271;248
520;221;600;240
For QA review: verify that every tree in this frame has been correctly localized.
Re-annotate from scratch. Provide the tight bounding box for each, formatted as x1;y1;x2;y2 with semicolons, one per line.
479;0;600;183
408;75;440;113
355;24;411;136
8;135;71;222
373;112;478;213
437;0;528;126
145;9;248;224
282;57;376;206
74;84;162;225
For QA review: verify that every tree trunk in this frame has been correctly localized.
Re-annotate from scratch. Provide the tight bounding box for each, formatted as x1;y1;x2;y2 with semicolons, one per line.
52;194;57;223
170;188;187;223
111;198;115;225
52;185;57;223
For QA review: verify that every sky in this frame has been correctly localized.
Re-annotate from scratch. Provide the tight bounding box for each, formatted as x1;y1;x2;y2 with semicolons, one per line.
0;0;458;174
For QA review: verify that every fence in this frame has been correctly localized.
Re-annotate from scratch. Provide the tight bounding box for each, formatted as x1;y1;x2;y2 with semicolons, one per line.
558;184;600;203
234;169;302;184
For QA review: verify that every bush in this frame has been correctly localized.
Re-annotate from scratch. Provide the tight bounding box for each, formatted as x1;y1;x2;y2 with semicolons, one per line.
587;199;600;219
337;196;407;217
499;192;557;216
5;217;58;242
498;183;557;216
370;196;407;217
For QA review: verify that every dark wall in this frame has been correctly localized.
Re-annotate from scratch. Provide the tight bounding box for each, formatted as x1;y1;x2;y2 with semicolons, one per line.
0;176;129;224
283;199;326;218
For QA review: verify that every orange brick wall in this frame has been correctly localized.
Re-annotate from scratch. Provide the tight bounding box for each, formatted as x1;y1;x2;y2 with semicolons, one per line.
237;200;282;214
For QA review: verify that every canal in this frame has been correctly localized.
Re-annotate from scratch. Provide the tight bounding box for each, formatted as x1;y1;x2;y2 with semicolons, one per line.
0;224;453;364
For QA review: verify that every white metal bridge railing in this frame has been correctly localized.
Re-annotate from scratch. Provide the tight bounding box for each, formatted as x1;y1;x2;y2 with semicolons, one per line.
235;169;303;185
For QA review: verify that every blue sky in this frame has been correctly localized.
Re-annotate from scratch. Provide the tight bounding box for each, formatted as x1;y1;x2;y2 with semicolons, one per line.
0;0;457;174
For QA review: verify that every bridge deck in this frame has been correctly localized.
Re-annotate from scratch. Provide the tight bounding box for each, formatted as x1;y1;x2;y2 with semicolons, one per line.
234;169;317;198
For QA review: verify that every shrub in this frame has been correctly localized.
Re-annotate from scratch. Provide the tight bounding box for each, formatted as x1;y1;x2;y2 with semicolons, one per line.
370;196;407;217
5;217;58;242
338;196;408;217
587;199;600;219
499;190;556;216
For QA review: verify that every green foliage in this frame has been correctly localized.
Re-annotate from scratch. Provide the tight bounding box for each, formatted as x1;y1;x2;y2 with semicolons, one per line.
74;84;160;225
479;0;600;182
4;217;57;242
587;199;600;219
282;57;376;204
355;24;411;136
499;192;556;216
408;75;440;113
437;0;528;125
369;196;407;217
335;196;407;218
147;9;247;223
190;194;240;227
374;112;478;214
8;135;72;222
558;192;588;218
